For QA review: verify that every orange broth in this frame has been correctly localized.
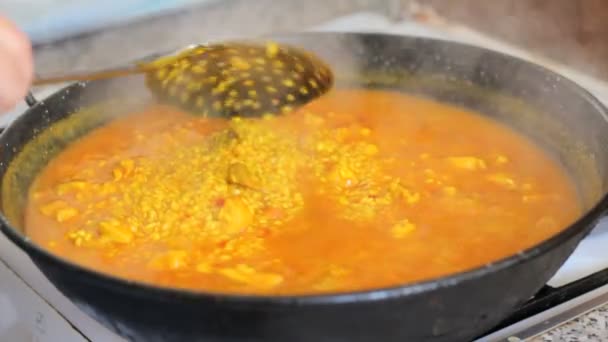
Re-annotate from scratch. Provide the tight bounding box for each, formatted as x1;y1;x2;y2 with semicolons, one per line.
25;89;581;294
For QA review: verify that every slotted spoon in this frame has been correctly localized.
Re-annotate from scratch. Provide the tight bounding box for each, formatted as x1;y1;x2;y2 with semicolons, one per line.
32;41;334;117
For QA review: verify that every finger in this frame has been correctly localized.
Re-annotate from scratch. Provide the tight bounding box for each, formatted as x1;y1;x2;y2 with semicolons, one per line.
0;17;33;112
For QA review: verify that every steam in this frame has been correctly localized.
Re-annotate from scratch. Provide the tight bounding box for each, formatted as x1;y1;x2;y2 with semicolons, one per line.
32;0;386;75
26;0;387;127
27;0;607;212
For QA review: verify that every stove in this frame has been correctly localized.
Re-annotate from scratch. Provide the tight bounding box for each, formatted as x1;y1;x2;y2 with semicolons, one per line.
2;11;608;342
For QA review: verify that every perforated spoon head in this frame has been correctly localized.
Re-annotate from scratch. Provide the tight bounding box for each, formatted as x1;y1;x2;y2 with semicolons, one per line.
144;41;334;118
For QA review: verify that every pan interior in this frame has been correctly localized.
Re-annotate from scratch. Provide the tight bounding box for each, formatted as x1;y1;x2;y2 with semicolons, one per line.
1;33;605;255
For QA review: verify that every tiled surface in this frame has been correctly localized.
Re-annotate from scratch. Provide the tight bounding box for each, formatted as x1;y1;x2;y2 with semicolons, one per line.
0;230;125;341
0;258;87;342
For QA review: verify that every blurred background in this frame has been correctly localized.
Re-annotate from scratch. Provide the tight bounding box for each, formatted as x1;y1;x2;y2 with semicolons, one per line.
1;0;217;44
1;0;608;79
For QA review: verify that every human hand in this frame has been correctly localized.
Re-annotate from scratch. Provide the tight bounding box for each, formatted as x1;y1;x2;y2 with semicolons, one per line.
0;16;33;112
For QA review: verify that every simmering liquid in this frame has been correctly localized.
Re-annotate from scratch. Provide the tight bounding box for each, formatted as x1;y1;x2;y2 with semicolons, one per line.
25;89;581;294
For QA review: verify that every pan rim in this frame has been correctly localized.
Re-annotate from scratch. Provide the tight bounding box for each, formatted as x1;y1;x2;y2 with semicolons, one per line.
1;31;606;306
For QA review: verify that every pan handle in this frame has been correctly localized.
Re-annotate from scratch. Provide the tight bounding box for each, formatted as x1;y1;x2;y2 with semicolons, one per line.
25;91;38;107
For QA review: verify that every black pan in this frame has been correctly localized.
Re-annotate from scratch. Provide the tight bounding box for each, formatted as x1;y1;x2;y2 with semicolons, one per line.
1;32;607;342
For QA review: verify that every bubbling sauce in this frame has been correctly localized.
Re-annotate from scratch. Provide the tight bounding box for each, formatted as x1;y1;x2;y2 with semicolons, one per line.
25;89;581;294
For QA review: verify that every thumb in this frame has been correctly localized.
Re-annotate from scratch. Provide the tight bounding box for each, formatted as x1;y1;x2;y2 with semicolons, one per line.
0;17;33;112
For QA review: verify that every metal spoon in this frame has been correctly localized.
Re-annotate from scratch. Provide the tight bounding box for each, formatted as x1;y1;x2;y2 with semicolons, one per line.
32;41;334;117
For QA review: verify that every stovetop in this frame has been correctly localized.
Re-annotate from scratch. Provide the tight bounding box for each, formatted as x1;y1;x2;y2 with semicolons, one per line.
2;11;608;342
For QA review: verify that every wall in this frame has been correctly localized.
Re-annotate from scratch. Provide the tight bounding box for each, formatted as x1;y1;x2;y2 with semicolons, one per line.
423;0;608;79
28;0;608;80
